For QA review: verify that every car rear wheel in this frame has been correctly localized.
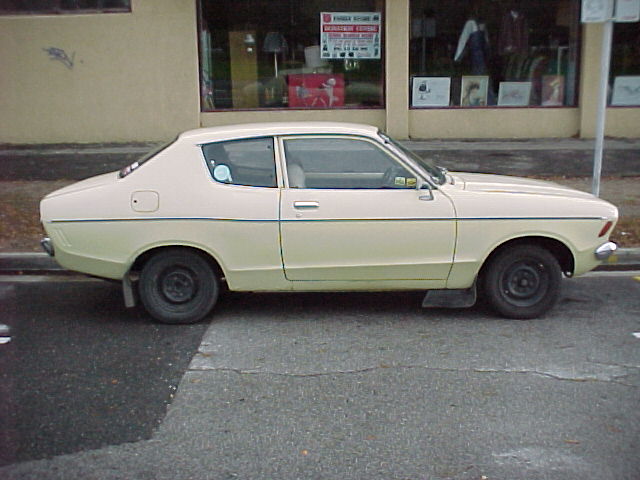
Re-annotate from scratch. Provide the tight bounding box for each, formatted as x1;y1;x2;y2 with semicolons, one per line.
482;244;561;319
139;249;219;324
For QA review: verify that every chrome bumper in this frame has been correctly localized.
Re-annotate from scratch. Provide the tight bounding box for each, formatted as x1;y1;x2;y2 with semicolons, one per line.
595;241;617;261
41;237;55;257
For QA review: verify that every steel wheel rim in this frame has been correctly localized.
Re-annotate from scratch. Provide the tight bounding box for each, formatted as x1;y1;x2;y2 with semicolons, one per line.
500;260;548;307
159;267;198;304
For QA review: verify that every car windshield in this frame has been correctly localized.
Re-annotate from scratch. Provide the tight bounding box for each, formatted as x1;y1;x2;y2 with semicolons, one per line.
378;132;446;185
119;138;176;178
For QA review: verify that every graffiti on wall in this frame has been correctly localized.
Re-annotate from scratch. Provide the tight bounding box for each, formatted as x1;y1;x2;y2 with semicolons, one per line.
43;47;76;70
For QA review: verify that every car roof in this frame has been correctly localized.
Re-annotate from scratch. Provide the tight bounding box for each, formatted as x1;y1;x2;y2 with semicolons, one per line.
178;122;380;144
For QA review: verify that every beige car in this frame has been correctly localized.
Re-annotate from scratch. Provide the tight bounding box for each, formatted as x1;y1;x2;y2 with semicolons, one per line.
40;122;618;324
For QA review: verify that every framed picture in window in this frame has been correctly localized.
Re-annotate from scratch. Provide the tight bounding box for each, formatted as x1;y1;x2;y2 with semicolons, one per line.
611;76;640;106
288;74;345;108
460;76;489;106
541;75;565;106
412;77;451;107
498;82;532;106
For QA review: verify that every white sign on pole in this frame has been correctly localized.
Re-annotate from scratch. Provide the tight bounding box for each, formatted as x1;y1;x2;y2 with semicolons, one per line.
615;0;640;21
581;0;614;22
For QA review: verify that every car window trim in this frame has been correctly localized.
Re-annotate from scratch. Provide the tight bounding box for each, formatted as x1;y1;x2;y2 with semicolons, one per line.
276;134;431;191
198;136;279;189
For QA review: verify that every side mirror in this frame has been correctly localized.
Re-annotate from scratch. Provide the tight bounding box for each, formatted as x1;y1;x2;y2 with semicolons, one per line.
417;181;434;201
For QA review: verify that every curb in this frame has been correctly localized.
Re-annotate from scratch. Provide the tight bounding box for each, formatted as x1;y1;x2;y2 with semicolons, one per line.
598;247;640;271
0;252;66;275
1;250;639;275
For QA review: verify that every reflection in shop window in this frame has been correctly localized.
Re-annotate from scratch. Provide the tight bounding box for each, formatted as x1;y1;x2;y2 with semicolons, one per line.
198;0;384;111
409;0;581;108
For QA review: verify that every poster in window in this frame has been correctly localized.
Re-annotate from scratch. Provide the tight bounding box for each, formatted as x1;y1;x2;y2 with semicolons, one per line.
460;76;489;106
581;0;614;23
541;75;565;106
614;0;640;22
288;74;345;108
412;77;451;107
611;76;640;106
320;12;381;60
498;82;532;106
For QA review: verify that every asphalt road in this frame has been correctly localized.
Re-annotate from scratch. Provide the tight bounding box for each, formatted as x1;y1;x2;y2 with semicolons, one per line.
0;273;639;479
0;278;209;466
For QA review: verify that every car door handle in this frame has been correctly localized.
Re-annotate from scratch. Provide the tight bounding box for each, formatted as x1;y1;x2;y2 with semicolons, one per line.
293;201;320;209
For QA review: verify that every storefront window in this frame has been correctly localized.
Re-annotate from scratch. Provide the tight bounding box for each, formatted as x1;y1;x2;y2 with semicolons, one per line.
198;0;384;111
409;0;581;108
610;23;640;107
0;1;130;14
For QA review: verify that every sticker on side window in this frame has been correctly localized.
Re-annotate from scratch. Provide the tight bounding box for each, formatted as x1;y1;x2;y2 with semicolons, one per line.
213;164;233;183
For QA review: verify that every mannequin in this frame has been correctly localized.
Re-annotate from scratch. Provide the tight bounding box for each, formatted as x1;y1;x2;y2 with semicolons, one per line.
499;9;529;55
454;18;490;75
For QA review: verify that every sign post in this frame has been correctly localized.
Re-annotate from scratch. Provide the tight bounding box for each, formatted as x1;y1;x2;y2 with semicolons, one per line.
581;0;639;197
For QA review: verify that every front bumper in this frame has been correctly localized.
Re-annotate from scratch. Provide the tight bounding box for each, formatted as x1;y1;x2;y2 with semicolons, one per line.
595;241;617;261
41;237;55;257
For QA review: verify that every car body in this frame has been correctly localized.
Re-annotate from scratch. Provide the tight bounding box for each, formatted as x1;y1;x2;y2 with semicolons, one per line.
40;122;618;323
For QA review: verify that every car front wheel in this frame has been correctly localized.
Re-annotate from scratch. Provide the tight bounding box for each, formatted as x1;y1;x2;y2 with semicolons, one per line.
139;249;219;324
482;244;562;319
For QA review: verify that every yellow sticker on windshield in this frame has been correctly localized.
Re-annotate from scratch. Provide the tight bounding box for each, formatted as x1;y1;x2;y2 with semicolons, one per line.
407;177;417;187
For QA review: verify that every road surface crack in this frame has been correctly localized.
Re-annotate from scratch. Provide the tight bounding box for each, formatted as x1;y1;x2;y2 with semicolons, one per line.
190;363;639;386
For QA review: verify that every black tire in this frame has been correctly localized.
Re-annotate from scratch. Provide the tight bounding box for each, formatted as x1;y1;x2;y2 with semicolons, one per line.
482;244;562;319
138;249;219;324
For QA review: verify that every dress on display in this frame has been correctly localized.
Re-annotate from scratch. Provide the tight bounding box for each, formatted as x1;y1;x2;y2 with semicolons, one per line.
455;19;490;75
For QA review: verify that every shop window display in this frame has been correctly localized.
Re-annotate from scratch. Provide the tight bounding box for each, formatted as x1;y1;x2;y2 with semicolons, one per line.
198;0;384;111
410;0;581;108
610;23;640;107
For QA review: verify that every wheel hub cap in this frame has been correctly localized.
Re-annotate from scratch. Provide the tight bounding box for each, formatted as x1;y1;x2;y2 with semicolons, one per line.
161;269;197;304
502;261;546;306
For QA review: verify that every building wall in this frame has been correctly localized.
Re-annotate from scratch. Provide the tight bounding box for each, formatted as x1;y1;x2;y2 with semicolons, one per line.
409;108;581;138
0;0;200;143
0;0;638;143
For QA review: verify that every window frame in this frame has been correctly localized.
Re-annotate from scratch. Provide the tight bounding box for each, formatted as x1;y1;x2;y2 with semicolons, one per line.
196;0;387;113
201;136;278;189
609;22;640;108
279;134;424;191
408;0;582;110
0;1;131;15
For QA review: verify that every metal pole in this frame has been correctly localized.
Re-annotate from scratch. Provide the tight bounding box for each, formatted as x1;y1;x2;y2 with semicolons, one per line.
592;19;614;197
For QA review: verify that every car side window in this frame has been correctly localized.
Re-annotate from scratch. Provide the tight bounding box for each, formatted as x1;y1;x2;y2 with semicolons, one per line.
283;137;416;189
202;137;277;188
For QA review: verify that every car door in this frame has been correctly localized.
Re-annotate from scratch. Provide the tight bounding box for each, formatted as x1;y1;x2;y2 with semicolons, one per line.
278;135;456;282
200;137;283;287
